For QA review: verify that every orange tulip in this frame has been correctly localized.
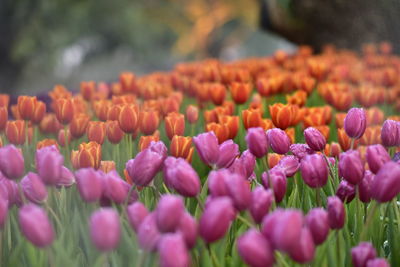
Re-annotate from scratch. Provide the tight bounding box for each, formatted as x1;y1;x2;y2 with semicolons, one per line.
0;136;2;147
220;115;239;139
165;112;185;140
335;113;347;129
230;82;252;104
366;107;384;126
256;77;283;97
261;119;274;131
338;128;358;151
138;133;160;152
289;105;303;126
285;128;296;144
186;105;199;124
118;104;139;134
37;139;59;150
5;120;26;145
170;135;194;162
99;161;116;173
32;101;46;124
286;90;307;107
119;72;137;94
209;83;226;105
139;110;160;135
355;86;380;107
195;83;209;103
86;121;106;144
242;108;263;129
92;100;111;121
315;125;330;141
222;101;235;115
0;106;8;131
268;153;284;168
324;142;341;157
161;97;180;116
71;141;102;169
58;129;72;147
269;103;294;130
106;104;123;121
293;75;316;95
11;105;21;120
80;81;96;101
49;85;72;101
69;114;90;139
54;98;74;124
328;91;353;111
387;115;400;122
359;126;381;146
106;120;125;144
39;113;63;134
307;58;329;81
206;123;229;144
0;94;10;107
17;96;37;121
112;94;137;105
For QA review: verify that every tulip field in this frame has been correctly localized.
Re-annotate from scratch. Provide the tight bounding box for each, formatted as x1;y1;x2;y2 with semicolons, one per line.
1;43;400;267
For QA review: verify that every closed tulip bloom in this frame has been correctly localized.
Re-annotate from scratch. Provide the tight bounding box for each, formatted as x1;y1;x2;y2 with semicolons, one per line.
19;204;54;247
118;104;139;133
193;131;220;166
5;120;26;145
156;194;185;233
75;168;104;202
262;168;287;203
246;127;268;158
288;227;315;263
127;202;148;232
170;135;194;162
366;144;391;174
0;145;25;179
71;142;102;169
267;128;291;154
185;105;198;124
163;157;201;197
165;112;185;140
0;197;8;228
177;212;198;249
261;209;303;252
36;146;64;185
17;96;37;121
90;208;121;251
381;120;400;147
339;150;364;185
238;229;275;267
226;173;251;211
304;127;326;151
216;139;239;168
327;196;346;229
126;141;167;186
366;258;390;267
199;197;235;243
105;120;125;144
351;242;377;267
290;144;315;160
230;82;252;104
250;187;274;224
268;153;284;168
86;121;106;144
269;103;294;130
371;161;400;202
159;233;190;267
102;171;131;204
54;98;74;124
20;172;47;204
359;171;374;203
139;110;160;135
277;155;300;177
300;154;328;188
36;139;58;150
305;208;329;245
207;169;230;197
336;180;356;203
0;176;21;206
0;106;8;131
138;212;160;251
344;108;367;139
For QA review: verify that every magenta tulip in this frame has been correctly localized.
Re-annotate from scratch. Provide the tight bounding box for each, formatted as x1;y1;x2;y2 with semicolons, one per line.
267;128;291;154
75;168;103;202
327;196;346;229
246;127;268;158
351;242;377;267
36;145;64;185
238;229;275;267
262;167;287;203
127;201;148;232
300;154;328;188
290;143;315;160
371;161;400;202
288;227;315;263
138;212;160;251
20;172;48;204
304;127;326;151
226;173;251;211
339;150;364;185
159;233;190;267
56;166;75;187
366;258;390;267
156;194;185;233
177;212;198;249
103;170;131;204
359;170;374;203
249;187;274;224
381;119;400;147
366;144;391;174
344;108;367;139
336;180;356;203
193;131;220;166
216;139;239;168
0;144;25;179
0;197;8;228
305;208;330;245
89;208;121;251
277;155;300;177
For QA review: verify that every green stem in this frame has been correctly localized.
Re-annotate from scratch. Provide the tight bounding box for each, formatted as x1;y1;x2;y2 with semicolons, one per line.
360;201;379;241
207;244;221;267
236;214;255;228
316;187;321;207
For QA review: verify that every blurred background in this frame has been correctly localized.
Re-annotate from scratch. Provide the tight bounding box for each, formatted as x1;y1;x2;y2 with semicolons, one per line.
1;0;398;94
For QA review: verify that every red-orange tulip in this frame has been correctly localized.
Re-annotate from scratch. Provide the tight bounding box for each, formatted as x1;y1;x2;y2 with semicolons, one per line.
165;112;185;140
209;83;226;105
366;107;384;126
54;98;74;124
269;103;294;130
99;161;116;173
106;120;125;144
186;105;199;124
39;113;63;134
359;126;381;146
0;106;8;131
206;123;229;144
71;142;102;169
32;101;46;124
324;142;341;157
17;96;37;121
230;82;252;104
92;100;111;121
0;94;10;107
80;81;96;101
268;153;284;168
119;72;137;94
335;113;347;129
138;133;160;152
315;125;330;141
220;115;239;139
242;108;263;130
69;114;90;139
286;90;307;107
87;121;106;145
58;129;72;147
161;97;180;116
170;135;194;162
118;104;139;134
338;128;358;151
37;139;59;150
139;110;160;135
5;120;26;145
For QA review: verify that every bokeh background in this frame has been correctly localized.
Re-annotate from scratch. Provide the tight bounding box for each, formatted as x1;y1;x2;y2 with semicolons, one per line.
0;0;294;94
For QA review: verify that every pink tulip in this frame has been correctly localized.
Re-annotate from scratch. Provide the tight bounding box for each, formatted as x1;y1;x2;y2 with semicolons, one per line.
89;208;121;251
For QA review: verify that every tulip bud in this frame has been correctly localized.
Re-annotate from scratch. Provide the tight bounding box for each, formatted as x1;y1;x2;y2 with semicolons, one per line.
105;120;124;144
324;142;341;157
288;227;315;263
262;168;287;203
126;141;167;187
199;197;235;243
277;155;300;177
230;82;251;104
304;127;326;151
351;242;377;267
290;143;315;160
19;204;54;247
250;187;274;224
118;104;138;133
54;98;74;124
57;166;75;187
246;127;268;158
267;128;291;154
344;108;367;139
0;197;8;228
89;208;121;251
0;145;25;179
5;120;26;145
327;196;345;229
359;170;374;203
366;144;391;174
102;171;133;204
193;132;220;166
127;202;148;233
75;168;103;202
186;105;198;124
40;113;63;134
237;229;275;267
163;157;201;197
138;212;160;251
20;172;47;204
336;180;356;203
165;112;185;140
159;233;190;267
305;208;329;245
261;209;303;252
371;161;400;202
339;150;364;185
366;258;390;267
226;173;251;211
177;212;198;249
300;154;328;188
231;150;256;179
207;169;230;197
156;194;185;233
381;119;400;147
86;121;106;145
0;176;21;206
216;139;239;168
36;146;64;185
